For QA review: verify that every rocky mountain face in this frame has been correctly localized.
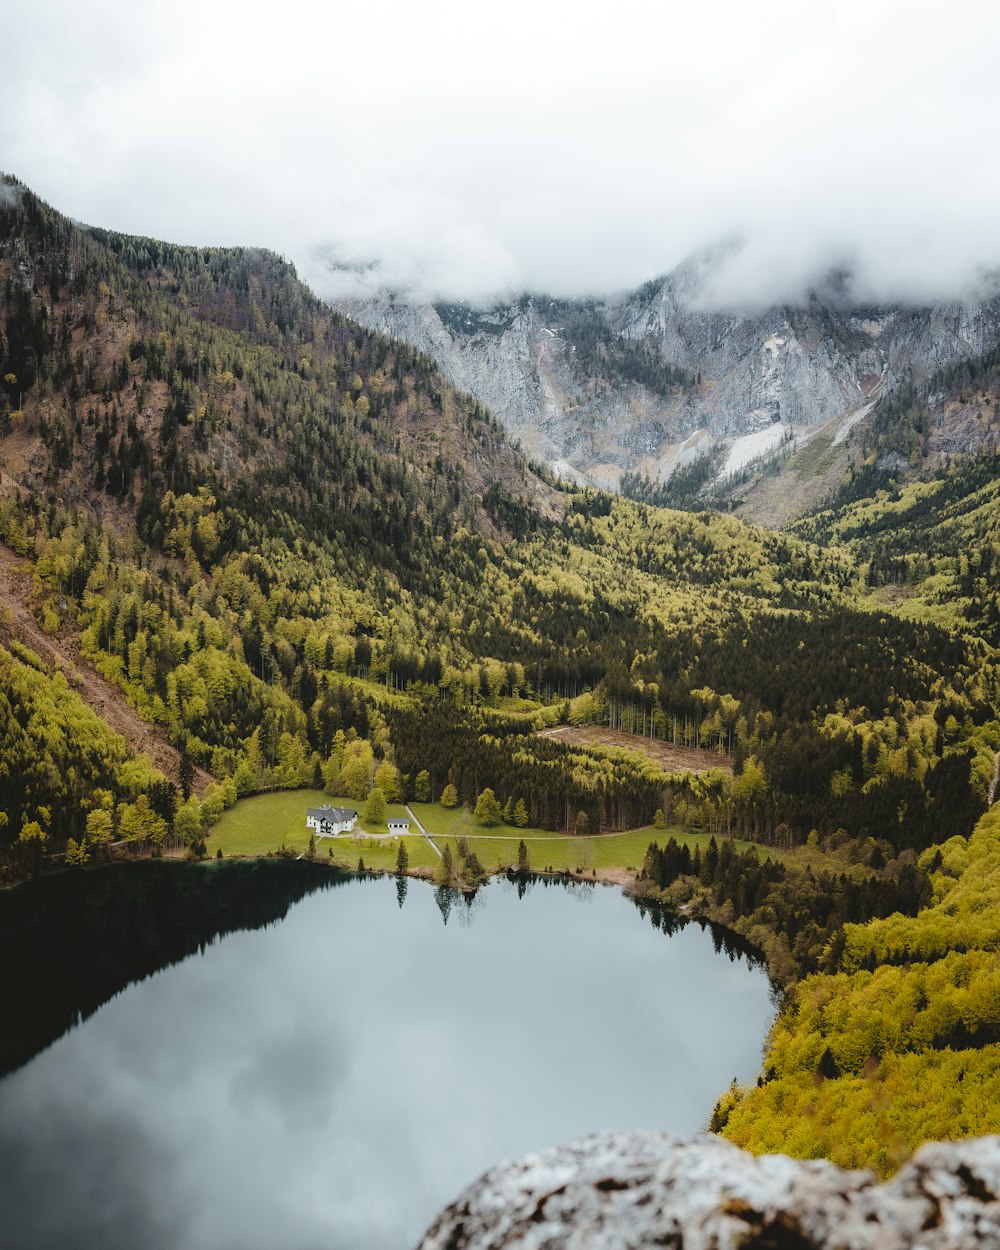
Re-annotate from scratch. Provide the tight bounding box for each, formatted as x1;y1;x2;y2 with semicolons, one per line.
333;256;1000;503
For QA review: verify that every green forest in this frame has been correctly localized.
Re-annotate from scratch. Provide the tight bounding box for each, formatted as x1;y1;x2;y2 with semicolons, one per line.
2;172;1000;1175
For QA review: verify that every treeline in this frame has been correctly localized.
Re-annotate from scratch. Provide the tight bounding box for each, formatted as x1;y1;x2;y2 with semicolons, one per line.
621;450;723;510
388;702;680;832
1;175;536;585
638;833;931;984
716;807;1000;1176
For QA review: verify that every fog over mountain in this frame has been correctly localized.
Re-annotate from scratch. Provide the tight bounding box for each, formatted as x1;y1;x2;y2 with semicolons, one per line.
4;0;1000;308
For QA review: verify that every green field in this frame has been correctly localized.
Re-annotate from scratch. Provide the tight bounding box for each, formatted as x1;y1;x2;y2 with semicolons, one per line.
207;788;757;878
409;802;754;873
207;789;439;872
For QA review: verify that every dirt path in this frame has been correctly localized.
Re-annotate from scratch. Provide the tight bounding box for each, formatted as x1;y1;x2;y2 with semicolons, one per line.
0;544;214;796
990;751;1000;809
404;803;443;859
537;724;732;775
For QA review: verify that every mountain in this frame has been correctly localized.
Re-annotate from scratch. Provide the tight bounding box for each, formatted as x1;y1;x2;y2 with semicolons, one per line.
0;179;558;543
333;251;1000;522
3;174;1000;1176
1;169;992;874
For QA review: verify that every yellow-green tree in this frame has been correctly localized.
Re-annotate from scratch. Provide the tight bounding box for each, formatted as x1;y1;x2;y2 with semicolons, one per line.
474;787;502;826
363;786;387;824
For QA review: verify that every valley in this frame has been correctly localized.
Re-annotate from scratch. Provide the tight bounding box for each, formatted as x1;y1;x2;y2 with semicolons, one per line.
1;171;999;1184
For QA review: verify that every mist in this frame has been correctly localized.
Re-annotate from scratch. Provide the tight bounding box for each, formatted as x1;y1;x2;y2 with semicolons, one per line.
3;0;999;308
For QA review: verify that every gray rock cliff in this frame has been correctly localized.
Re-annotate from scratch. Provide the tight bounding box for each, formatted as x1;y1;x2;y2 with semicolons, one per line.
333;256;1000;502
417;1130;1000;1250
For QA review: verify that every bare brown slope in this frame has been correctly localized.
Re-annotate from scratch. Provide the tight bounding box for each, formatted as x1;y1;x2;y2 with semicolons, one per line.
0;544;214;796
538;724;732;774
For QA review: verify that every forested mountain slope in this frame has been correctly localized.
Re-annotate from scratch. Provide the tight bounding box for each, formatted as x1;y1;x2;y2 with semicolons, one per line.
786;347;1000;647
0;176;558;548
0;174;996;905
717;803;1000;1175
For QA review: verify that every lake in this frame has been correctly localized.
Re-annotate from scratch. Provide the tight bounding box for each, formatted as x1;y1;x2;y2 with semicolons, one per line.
0;864;775;1250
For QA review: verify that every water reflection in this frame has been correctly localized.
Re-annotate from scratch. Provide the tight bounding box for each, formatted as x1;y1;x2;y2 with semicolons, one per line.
0;859;337;1078
0;868;775;1250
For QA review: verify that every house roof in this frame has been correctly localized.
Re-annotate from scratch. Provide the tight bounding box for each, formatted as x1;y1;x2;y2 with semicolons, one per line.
307;806;357;822
387;818;410;825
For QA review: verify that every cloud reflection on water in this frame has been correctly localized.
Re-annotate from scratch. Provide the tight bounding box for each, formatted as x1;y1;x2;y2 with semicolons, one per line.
0;875;774;1250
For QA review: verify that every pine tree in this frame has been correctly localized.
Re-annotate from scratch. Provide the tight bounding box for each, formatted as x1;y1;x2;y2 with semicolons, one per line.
178;747;195;801
514;798;529;827
438;843;454;885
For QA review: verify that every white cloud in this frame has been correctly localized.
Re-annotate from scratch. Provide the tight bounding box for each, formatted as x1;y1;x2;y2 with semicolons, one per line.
3;0;999;305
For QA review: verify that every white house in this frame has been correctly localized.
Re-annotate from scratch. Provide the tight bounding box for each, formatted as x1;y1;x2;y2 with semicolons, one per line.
306;806;357;836
387;818;410;834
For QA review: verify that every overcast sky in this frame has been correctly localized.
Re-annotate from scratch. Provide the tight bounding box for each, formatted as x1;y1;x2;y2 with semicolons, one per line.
3;0;1000;305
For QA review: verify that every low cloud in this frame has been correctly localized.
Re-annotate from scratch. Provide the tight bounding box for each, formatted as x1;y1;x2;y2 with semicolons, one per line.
2;0;999;309
0;179;23;210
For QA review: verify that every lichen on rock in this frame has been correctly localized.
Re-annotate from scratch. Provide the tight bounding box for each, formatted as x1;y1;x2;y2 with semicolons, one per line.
417;1130;1000;1250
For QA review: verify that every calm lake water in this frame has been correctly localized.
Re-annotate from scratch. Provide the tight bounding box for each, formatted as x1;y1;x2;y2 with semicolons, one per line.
0;866;775;1250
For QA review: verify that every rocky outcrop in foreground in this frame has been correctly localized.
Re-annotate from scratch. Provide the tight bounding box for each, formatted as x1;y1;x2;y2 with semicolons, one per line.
417;1130;1000;1250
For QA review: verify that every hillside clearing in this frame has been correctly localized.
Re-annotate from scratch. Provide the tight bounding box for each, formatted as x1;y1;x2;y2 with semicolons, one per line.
537;724;732;774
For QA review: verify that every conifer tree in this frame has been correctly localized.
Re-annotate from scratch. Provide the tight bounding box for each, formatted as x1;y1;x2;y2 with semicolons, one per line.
474;787;502;826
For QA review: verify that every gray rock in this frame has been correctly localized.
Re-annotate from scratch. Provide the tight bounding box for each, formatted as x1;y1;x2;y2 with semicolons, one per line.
416;1130;1000;1250
332;254;1000;515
